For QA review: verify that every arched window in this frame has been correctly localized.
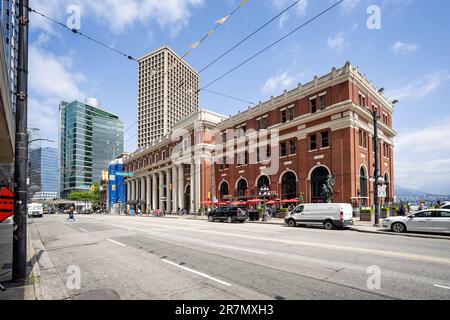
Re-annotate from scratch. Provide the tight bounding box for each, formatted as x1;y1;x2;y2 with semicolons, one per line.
384;172;390;201
281;171;297;200
257;175;270;189
236;179;248;198
219;181;229;200
311;166;329;203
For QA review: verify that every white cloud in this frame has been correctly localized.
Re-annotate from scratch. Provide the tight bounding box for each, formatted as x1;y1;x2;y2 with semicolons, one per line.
327;32;346;53
30;0;204;35
28;44;87;141
262;72;296;94
341;0;361;14
386;71;450;101
269;0;308;28
390;41;418;55
395;120;450;193
29;45;86;100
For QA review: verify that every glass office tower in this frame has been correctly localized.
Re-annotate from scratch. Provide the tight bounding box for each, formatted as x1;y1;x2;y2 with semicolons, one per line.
29;147;58;200
59;99;124;198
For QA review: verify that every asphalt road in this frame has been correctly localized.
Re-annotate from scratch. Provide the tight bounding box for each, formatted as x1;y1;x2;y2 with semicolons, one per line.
27;214;450;300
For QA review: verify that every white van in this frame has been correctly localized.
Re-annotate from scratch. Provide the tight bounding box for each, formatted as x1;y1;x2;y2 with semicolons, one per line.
284;203;354;229
27;203;43;218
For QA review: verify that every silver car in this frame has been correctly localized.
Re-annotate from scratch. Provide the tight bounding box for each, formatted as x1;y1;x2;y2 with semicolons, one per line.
382;209;450;234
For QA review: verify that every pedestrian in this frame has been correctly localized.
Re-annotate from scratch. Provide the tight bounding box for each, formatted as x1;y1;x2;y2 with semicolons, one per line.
67;207;75;222
398;205;405;216
138;207;142;216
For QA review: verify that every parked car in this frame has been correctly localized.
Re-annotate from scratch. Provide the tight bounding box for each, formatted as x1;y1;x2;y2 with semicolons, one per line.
382;209;450;233
284;203;354;230
208;206;248;223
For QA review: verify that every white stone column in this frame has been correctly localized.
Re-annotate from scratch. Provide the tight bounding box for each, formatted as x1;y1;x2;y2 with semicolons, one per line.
131;179;135;200
166;169;172;213
158;171;164;210
172;166;178;212
146;174;151;212
126;180;130;203
178;165;185;211
152;172;157;210
140;177;145;201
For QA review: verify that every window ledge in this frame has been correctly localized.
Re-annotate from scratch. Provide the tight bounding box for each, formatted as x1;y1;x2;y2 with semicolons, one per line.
320;146;330;151
308;149;318;153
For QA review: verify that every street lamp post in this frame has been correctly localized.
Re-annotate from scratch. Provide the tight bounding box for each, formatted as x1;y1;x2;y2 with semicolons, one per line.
12;0;29;281
259;185;270;222
204;152;215;215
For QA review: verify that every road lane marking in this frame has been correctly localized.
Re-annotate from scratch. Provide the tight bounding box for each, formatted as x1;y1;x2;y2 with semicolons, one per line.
79;228;88;232
434;284;450;290
208;243;267;255
106;223;450;266
106;239;126;247
161;259;232;287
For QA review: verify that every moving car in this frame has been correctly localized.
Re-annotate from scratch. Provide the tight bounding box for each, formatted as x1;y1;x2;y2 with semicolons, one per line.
284;203;354;230
382;209;450;233
27;203;44;218
208;206;248;223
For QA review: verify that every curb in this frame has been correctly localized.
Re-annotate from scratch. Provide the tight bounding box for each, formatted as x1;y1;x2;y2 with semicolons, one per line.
350;226;450;240
28;226;43;300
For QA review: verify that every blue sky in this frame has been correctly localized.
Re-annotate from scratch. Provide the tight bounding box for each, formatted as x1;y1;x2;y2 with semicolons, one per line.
28;0;450;194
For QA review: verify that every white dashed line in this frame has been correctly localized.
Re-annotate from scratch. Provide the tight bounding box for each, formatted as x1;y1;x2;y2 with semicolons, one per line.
106;239;126;247
79;228;88;232
208;243;267;255
162;259;232;287
434;284;450;290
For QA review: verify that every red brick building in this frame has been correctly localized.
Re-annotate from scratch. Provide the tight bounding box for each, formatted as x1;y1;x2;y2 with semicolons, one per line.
124;62;396;213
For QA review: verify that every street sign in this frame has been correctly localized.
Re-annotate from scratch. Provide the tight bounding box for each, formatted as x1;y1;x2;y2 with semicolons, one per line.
378;185;386;198
0;187;14;222
116;172;135;177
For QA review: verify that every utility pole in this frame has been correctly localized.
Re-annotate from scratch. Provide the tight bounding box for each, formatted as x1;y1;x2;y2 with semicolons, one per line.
372;109;381;227
13;0;30;280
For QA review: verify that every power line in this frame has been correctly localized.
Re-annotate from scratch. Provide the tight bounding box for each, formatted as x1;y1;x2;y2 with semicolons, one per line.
199;0;304;74
26;6;138;62
199;0;344;92
203;89;256;105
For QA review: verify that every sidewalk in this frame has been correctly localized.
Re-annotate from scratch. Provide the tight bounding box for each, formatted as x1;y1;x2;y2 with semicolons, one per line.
0;222;40;300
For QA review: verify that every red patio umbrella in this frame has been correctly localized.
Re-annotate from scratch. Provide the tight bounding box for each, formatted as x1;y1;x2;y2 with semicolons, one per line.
247;198;264;204
281;199;299;203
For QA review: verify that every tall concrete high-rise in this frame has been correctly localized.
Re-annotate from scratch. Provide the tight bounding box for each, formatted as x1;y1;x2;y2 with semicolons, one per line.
137;46;199;148
59;98;124;198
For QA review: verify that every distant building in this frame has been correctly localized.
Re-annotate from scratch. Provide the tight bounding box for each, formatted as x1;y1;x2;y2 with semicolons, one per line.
59;98;124;198
137;46;199;148
28;128;42;150
28;147;58;200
